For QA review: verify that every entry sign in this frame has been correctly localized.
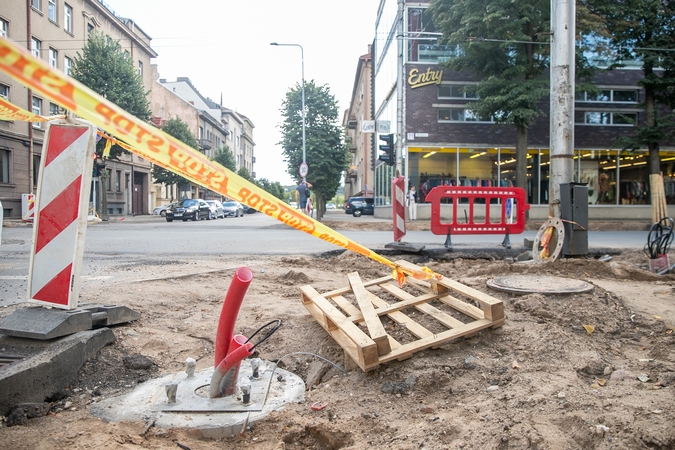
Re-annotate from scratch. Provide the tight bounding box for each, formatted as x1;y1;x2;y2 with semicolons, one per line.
299;162;309;178
28;120;97;309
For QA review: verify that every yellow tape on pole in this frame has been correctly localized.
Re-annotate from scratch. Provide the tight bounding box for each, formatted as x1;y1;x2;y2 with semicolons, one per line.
0;36;438;282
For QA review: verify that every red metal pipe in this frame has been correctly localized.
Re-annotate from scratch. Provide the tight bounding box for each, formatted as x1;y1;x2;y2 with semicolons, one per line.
214;266;253;366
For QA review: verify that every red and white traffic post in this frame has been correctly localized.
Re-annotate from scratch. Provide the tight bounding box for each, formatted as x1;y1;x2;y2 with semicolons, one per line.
392;176;406;242
28;119;97;309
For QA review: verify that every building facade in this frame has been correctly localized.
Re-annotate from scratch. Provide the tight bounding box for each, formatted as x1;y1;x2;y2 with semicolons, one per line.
343;47;374;200
370;0;675;220
1;0;157;218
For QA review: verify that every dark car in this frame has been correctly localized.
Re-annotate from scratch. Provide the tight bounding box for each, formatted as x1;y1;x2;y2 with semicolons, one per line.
344;197;374;217
222;201;245;217
166;199;211;222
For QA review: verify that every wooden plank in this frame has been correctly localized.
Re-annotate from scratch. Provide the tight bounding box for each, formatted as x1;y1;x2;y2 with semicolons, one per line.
367;291;434;340
321;275;392;298
395;260;504;322
375;319;497;366
300;285;379;365
379;283;465;329
348;272;391;356
437;294;484;320
347;291;439;322
332;295;361;317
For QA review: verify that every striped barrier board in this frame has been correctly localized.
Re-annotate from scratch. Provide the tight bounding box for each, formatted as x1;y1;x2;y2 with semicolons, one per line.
392;176;406;242
22;193;35;222
28;120;96;309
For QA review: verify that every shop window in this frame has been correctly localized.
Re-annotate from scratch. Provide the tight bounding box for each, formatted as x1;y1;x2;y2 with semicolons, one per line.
1;149;10;184
575;111;637;126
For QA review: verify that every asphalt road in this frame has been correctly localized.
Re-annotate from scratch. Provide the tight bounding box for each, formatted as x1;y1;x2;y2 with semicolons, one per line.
0;210;651;306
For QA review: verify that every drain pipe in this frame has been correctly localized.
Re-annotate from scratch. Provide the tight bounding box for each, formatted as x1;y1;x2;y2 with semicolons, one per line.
214;267;253;367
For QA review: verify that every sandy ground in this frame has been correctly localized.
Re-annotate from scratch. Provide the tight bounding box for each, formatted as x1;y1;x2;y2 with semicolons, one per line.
1;220;674;449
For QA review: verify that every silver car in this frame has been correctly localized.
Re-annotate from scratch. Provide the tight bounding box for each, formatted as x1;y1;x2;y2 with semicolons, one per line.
206;200;225;219
222;201;245;217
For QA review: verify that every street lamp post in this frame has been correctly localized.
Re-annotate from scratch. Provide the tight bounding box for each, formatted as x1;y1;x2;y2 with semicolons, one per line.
270;42;306;181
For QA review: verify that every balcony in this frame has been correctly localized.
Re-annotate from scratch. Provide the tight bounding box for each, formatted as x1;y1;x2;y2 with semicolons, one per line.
347;120;358;129
346;168;358;179
199;139;212;150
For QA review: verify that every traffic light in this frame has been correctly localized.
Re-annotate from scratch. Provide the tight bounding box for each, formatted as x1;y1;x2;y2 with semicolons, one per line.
378;133;394;166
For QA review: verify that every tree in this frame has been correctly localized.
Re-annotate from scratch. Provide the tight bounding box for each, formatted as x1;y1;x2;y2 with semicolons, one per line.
151;117;198;197
237;166;254;182
582;0;675;175
70;32;151;160
279;80;348;220
212;144;236;172
255;178;287;201
429;0;550;189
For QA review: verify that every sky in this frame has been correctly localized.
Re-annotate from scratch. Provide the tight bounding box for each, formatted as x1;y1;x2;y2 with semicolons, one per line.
106;0;381;185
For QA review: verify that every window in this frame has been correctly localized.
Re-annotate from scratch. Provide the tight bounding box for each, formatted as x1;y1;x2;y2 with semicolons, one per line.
48;0;57;22
33;155;41;186
87;23;94;34
578;89;638;103
64;56;72;76
1;18;7;38
32;96;42;128
31;0;41;11
49;102;60;116
31;37;41;59
137;61;143;77
575;111;637;126
1;149;9;184
64;4;72;33
0;84;8;100
439;85;477;99
49;48;57;68
106;169;112;191
115;170;121;192
438;108;493;122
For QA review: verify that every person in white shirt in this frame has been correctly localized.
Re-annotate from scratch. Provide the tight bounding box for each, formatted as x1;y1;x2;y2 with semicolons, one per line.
407;185;417;221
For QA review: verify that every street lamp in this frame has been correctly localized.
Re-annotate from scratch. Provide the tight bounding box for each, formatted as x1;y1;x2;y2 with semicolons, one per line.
270;42;306;181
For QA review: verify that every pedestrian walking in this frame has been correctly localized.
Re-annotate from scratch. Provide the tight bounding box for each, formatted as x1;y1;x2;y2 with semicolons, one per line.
407;185;417;221
294;180;313;213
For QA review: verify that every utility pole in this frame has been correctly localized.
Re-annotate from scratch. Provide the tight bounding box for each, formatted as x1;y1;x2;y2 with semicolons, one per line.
549;0;576;218
395;0;405;177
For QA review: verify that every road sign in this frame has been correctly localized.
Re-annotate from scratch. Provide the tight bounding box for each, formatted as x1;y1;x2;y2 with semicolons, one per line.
299;162;308;178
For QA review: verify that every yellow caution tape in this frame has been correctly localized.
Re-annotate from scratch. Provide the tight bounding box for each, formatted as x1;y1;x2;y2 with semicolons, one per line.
0;97;65;122
0;36;438;284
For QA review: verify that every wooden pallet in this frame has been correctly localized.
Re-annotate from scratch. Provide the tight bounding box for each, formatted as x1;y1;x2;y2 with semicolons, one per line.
300;260;505;372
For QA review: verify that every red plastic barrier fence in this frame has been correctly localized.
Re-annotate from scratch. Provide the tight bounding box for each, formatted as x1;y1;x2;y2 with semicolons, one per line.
425;186;530;248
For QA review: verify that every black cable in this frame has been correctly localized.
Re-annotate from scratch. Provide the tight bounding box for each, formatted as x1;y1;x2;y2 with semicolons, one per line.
244;319;282;351
644;217;673;259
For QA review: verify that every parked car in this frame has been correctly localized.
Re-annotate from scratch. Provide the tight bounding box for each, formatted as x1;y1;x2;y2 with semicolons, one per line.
222;201;245;217
326;203;336;209
344;197;375;217
245;205;257;214
165;199;211;222
206;200;225;219
153;202;178;217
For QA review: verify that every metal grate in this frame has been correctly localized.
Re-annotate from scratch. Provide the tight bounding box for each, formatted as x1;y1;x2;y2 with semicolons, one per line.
0;353;24;370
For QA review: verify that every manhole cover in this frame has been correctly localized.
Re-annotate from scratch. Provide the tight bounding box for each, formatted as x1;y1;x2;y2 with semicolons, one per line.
487;275;594;294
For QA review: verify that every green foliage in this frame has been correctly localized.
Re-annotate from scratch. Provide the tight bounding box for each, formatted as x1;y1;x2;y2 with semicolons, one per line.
212;145;236;172
237;166;254;182
151;117;197;187
583;0;675;172
70;32;151;159
255;178;287;201
279;80;349;219
429;0;551;189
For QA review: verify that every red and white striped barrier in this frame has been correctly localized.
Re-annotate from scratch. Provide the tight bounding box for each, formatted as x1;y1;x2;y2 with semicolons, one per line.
22;193;35;222
28;120;97;309
392;176;406;242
